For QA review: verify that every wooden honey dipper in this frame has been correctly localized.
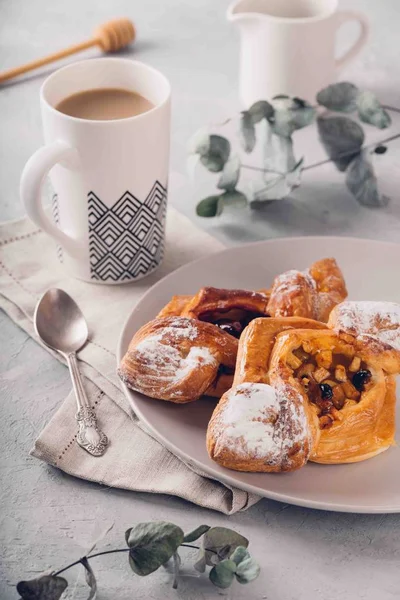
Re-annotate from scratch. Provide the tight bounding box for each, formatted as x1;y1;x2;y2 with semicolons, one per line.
0;19;136;84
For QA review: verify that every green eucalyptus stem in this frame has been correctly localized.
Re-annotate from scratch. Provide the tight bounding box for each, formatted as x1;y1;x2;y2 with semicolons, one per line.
303;131;400;172
241;164;285;175
241;106;400;175
53;549;130;576
383;105;400;114
242;131;400;178
52;543;217;578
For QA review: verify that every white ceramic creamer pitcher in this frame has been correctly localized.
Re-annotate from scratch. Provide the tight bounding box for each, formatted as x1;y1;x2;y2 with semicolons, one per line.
228;0;369;106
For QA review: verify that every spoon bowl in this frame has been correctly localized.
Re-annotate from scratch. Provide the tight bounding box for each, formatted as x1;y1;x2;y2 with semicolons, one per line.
34;287;108;456
34;288;88;354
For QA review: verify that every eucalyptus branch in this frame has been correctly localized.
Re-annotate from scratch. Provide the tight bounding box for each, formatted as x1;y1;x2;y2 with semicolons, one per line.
191;86;398;215
17;523;259;599
53;549;130;576
383;105;400;114
303;132;400;172
241;164;285;175
242;130;400;177
53;543;219;577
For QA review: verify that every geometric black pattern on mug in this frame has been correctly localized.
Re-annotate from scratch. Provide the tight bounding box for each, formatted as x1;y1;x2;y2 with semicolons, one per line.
88;181;167;282
51;193;64;263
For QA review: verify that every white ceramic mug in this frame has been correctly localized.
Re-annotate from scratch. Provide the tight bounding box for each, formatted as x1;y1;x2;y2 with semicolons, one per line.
20;58;171;284
228;0;369;106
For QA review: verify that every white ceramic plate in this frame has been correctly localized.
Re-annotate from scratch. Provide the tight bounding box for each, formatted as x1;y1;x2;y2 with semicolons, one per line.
117;236;400;513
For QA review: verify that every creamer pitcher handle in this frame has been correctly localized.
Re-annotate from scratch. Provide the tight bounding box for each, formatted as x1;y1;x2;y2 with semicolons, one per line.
20;140;84;258
335;11;369;70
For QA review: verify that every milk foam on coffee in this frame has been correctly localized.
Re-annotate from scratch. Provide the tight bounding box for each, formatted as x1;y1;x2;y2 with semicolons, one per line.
56;88;154;120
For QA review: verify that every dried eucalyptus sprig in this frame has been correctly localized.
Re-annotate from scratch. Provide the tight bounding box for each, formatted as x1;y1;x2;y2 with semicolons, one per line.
189;82;399;216
16;522;260;599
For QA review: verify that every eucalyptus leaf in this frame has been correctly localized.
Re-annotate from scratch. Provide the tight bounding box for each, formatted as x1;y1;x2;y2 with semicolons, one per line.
200;135;231;172
256;135;303;203
286;157;304;189
183;525;211;543
230;546;251;566
188;129;210;155
163;552;182;573
263;124;296;175
357;90;391;129
81;557;97;600
209;559;237;589
17;575;68;600
201;527;249;566
193;550;207;573
217;155;240;191
316;82;359;112
239;111;256;152
126;522;184;576
196;195;224;217
345;153;389;207
270;96;316;137
235;556;261;584
221;190;248;208
317;115;364;171
248;100;274;124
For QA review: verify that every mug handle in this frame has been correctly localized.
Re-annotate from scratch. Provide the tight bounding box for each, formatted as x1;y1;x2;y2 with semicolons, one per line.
335;11;369;70
20;140;84;258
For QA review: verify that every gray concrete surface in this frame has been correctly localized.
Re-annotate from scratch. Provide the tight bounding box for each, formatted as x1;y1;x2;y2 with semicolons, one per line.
1;1;399;598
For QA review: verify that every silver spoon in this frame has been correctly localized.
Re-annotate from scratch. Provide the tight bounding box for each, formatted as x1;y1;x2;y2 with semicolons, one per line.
34;288;108;457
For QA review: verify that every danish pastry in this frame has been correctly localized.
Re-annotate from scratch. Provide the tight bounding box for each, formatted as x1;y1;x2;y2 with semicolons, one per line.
207;317;326;472
267;258;347;322
118;316;238;403
328;300;400;352
207;317;400;472
158;286;270;339
270;328;400;464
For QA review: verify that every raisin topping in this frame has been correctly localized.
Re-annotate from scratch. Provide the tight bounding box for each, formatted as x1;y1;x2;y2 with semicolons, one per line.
319;383;333;400
352;369;372;391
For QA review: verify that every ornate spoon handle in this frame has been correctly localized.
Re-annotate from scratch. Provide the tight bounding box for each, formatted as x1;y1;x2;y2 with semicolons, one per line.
66;351;108;456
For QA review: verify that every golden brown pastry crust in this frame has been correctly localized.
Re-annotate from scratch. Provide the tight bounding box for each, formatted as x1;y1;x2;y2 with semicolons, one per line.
207;317;326;472
157;295;193;318
118;316;238;403
267;258;347;322
207;317;400;472
328;300;400;354
155;287;271;399
269;328;400;464
311;375;396;463
181;286;270;320
233;317;328;386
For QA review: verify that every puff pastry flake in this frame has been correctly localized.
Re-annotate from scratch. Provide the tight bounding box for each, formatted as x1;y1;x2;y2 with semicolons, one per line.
267;258;347;322
118;316;238;403
207;310;400;472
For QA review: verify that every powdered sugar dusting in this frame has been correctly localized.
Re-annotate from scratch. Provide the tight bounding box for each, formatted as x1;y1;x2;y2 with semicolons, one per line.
175;346;217;380
268;269;317;317
134;326;216;384
160;317;199;341
332;301;400;351
215;382;309;466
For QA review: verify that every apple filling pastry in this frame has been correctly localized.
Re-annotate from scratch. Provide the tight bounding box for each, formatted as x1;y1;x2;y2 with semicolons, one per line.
289;339;372;430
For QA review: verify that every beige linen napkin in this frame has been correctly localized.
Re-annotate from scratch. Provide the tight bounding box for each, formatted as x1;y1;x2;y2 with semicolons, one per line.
0;208;260;514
